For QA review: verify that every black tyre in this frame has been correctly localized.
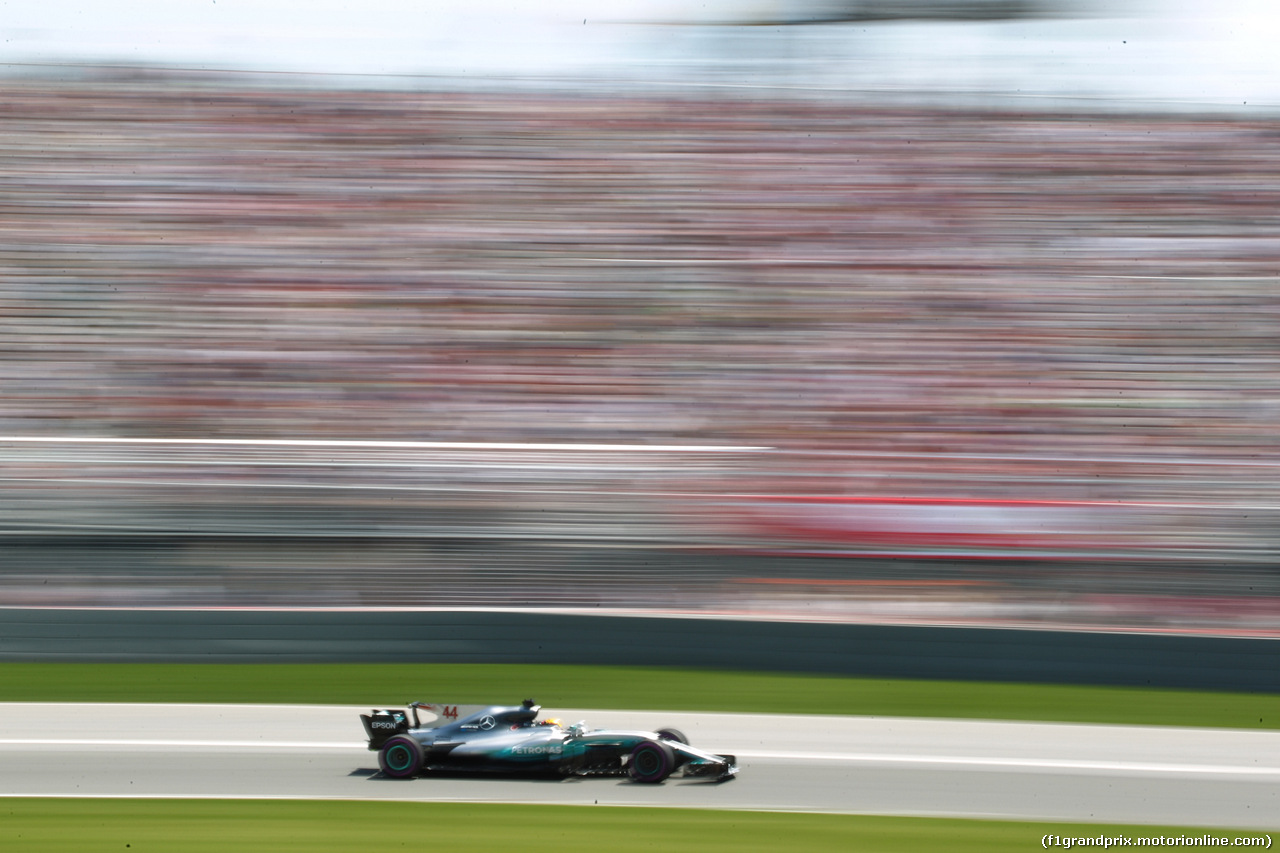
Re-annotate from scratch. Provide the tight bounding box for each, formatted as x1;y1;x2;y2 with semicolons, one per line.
628;739;676;784
655;728;688;745
379;735;424;778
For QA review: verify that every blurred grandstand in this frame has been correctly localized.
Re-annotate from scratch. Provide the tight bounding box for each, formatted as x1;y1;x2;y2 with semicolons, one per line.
1;71;1279;633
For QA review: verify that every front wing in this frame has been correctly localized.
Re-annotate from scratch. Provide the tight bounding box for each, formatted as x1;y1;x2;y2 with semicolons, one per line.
668;742;738;780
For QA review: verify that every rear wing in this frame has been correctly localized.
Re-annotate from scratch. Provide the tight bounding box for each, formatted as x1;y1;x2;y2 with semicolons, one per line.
359;708;410;749
359;702;489;750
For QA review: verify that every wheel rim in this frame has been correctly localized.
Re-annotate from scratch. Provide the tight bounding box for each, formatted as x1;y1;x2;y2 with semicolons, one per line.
386;743;414;772
634;748;660;776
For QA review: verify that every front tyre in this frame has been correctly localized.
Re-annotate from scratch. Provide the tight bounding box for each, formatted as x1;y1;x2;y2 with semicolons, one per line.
628;740;676;783
655;728;688;745
379;735;424;778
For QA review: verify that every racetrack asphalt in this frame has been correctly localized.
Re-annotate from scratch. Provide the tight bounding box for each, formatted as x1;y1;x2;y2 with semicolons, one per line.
0;704;1276;830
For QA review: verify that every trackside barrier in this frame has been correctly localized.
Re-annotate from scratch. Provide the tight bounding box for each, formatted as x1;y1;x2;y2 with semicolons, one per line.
0;608;1277;691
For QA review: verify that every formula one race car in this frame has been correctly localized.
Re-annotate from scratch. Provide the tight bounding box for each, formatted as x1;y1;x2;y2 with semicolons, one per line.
360;699;737;783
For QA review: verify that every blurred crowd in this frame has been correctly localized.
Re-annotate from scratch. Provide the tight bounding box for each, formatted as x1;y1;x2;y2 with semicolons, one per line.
2;71;1280;625
3;72;1278;483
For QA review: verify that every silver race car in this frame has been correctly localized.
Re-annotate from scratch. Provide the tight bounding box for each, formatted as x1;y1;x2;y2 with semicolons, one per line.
361;699;737;783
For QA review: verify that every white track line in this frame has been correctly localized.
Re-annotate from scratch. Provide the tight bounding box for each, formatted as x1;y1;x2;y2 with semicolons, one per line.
5;738;1277;777
0;437;770;453
736;751;1280;777
0;739;363;749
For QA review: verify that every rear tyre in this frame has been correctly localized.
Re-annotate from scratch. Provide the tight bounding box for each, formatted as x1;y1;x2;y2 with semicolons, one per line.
379;735;424;778
628;739;676;783
655;728;688;745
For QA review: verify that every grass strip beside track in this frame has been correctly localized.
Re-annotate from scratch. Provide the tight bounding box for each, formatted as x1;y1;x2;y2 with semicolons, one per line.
1;663;1278;728
0;799;1250;853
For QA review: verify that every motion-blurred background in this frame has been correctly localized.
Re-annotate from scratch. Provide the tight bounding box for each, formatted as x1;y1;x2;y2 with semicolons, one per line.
3;0;1279;633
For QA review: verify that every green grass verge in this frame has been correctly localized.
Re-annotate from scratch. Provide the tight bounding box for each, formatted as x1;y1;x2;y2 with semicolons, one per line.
2;662;1278;728
0;799;1252;853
